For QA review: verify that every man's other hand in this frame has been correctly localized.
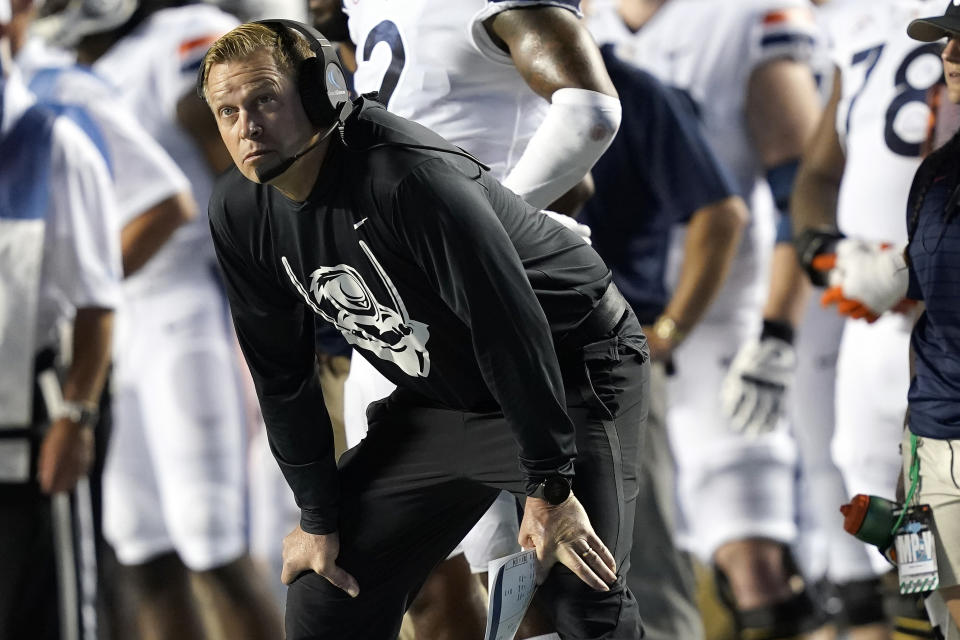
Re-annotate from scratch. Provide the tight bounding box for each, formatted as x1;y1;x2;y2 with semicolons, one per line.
281;526;360;597
37;418;93;494
518;494;616;591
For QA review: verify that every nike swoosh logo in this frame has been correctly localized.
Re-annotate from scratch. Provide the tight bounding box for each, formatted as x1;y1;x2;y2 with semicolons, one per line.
354;217;368;230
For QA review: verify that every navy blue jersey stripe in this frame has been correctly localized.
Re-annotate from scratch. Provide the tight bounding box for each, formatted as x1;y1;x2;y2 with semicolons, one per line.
761;33;816;48
487;0;580;7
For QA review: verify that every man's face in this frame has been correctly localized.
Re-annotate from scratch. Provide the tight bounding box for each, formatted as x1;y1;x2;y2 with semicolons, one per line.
943;37;960;104
206;49;314;183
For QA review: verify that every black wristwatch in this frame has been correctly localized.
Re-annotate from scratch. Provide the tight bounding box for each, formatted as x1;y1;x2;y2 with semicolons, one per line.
529;475;572;505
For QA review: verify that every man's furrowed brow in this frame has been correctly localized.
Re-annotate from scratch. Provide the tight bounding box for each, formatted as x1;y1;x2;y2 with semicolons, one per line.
210;77;276;109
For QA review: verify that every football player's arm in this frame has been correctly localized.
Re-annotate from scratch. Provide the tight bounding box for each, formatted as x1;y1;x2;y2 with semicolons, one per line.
721;57;822;437
747;57;822;326
91;95;199;277
484;6;621;209
39;125;121;494
121;191;196;276
792;71;845;236
796;72;909;321
38;307;113;494
630;65;747;358
653;198;747;358
791;70;848;285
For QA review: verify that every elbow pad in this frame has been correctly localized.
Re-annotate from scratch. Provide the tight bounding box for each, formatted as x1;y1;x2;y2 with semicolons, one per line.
766;159;800;244
502;88;621;209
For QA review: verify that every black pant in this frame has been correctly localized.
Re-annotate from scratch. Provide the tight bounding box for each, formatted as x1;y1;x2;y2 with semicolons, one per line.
0;355;108;640
285;314;650;639
0;484;61;640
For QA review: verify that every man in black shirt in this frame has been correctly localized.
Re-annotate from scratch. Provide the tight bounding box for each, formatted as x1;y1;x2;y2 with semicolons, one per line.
201;20;648;639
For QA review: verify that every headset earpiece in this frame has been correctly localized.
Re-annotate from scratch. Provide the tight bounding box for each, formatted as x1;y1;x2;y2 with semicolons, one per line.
253;19;353;128
296;56;327;125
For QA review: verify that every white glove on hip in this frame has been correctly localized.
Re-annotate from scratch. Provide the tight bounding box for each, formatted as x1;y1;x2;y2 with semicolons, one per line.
542;210;592;245
721;336;796;438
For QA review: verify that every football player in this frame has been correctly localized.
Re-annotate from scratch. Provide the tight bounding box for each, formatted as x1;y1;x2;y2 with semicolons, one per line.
32;2;282;638
590;1;830;637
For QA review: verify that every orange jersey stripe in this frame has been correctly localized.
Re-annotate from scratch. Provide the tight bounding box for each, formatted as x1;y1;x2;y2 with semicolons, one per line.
179;35;220;57
762;7;814;26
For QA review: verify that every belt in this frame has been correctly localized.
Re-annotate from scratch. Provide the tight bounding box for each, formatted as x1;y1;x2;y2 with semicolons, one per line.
558;282;629;351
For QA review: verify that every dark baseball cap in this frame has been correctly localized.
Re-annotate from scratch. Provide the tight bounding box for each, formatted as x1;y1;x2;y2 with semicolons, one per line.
908;1;960;41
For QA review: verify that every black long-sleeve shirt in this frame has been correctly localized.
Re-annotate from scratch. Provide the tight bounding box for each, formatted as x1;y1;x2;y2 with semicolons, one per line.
209;98;611;534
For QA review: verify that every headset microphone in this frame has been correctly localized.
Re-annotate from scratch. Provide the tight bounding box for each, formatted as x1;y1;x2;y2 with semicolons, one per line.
254;118;339;183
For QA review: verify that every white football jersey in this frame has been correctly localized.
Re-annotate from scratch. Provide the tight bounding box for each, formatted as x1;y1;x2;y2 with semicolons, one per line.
588;0;826;319
17;38;190;233
0;70;122;425
823;0;942;244
344;0;581;180
93;5;239;287
0;70;122;349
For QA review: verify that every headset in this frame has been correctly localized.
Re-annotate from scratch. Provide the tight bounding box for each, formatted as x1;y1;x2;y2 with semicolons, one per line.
197;19;488;183
197;19;354;182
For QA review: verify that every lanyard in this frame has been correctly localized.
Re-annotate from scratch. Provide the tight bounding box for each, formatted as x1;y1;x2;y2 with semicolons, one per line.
890;433;920;536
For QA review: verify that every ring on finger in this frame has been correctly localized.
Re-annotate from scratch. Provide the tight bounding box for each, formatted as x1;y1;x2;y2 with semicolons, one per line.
580;548;592;558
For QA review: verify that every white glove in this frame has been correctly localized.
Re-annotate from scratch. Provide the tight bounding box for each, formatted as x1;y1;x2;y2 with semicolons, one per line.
721;336;796;438
826;239;909;316
543;209;592;245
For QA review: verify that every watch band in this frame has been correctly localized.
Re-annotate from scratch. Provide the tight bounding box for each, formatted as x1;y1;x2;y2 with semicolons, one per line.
58;401;99;427
652;315;686;344
529;475;572;505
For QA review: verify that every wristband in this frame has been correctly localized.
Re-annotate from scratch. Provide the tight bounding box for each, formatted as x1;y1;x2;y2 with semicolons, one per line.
794;227;845;287
760;319;795;345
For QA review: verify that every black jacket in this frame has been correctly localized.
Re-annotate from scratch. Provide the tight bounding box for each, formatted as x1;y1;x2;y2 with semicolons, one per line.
209;97;611;533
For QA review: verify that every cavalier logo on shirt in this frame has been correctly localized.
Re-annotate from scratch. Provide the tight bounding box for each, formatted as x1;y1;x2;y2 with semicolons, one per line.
281;241;430;378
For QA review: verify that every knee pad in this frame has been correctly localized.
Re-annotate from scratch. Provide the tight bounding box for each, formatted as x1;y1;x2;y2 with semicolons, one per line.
833;576;886;627
713;554;825;640
807;578;844;624
727;592;824;640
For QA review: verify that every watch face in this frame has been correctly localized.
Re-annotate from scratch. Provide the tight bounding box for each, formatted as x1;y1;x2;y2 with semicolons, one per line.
544;476;571;505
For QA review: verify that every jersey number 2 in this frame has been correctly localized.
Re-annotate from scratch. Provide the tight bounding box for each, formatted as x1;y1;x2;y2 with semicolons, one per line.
362;20;406;107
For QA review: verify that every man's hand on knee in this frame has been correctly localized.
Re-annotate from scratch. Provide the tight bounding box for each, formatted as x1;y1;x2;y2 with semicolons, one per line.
519;494;617;591
281;526;360;598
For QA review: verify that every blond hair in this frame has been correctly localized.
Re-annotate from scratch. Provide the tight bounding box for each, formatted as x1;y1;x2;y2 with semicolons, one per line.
198;22;315;100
